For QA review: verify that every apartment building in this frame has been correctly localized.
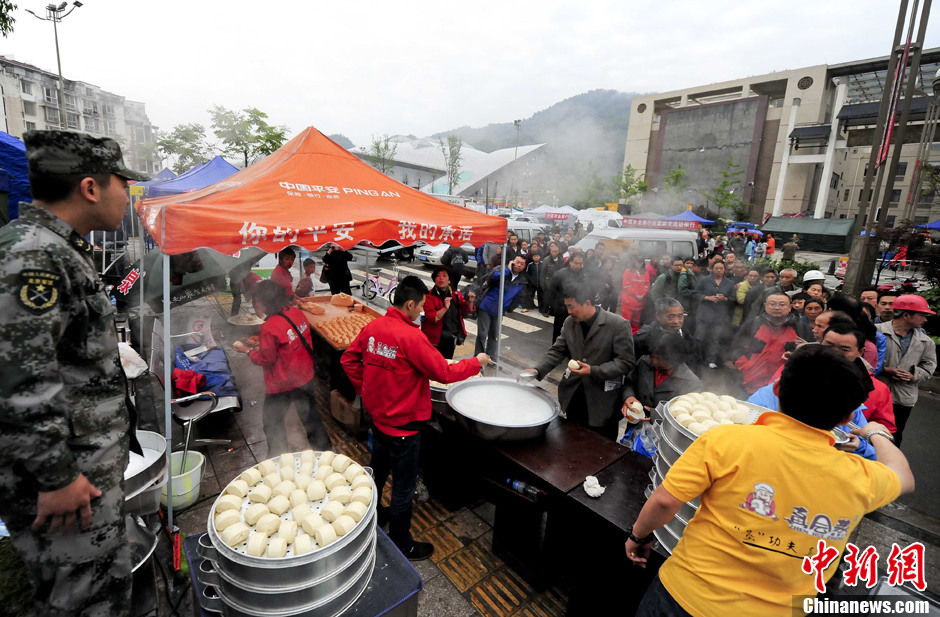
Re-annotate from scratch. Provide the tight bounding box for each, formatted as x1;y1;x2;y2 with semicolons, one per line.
624;48;940;227
0;56;159;174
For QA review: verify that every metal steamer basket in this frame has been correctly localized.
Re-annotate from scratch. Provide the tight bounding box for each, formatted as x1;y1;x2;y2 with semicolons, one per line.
197;453;378;617
446;377;560;441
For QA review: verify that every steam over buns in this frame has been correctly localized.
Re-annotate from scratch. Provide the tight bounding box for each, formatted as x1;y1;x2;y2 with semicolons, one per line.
668;394;756;436
214;450;376;559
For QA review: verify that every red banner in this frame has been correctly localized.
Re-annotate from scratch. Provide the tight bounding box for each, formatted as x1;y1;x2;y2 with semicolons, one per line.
544;212;572;220
622;218;698;230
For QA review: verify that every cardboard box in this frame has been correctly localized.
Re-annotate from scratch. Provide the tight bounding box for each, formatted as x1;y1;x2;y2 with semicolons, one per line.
330;389;363;435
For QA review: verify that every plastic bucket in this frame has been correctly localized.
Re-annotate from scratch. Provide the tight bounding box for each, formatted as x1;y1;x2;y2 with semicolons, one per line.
161;451;205;510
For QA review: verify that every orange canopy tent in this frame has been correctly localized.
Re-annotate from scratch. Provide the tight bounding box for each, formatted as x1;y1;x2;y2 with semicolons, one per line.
136;127;507;254
135;128;508;530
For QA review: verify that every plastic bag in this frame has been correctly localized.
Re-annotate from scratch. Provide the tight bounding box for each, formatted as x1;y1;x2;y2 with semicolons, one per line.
621;421;659;458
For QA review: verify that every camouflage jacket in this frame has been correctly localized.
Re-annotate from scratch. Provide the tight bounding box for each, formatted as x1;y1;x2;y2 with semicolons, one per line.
0;205;129;540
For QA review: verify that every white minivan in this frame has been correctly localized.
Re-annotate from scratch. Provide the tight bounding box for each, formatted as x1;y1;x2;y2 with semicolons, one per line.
569;228;698;260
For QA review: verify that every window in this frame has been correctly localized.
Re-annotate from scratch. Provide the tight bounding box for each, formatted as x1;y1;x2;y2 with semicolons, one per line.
919;188;935;204
886;215;897;228
843;189;850;201
839;214;847;219
105;119;117;135
64;94;78;111
85;117;99;133
43;107;60;123
830;173;840;190
82;100;98;115
22;101;35;116
43;86;57;104
672;241;696;258
25;121;36;131
889;189;901;204
915;216;929;226
895;162;908;181
66;113;79;129
103;103;115;118
20;80;31;95
85;87;93;97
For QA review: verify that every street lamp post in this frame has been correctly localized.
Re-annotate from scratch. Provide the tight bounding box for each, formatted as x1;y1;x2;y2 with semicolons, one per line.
26;2;83;130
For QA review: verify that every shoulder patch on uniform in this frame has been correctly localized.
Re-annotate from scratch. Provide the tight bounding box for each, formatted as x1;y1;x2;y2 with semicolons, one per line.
17;269;62;314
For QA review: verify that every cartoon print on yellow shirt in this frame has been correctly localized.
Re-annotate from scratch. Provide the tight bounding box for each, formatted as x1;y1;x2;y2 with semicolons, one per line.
741;482;779;521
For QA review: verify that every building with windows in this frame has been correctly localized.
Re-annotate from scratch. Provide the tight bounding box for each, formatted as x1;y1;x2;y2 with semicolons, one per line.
350;136;546;206
624;48;940;227
0;56;159;174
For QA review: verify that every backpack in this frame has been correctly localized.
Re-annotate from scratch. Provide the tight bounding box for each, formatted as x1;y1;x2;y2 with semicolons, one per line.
451;250;467;267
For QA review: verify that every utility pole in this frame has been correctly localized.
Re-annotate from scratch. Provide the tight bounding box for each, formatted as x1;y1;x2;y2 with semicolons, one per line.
26;2;83;130
843;0;931;296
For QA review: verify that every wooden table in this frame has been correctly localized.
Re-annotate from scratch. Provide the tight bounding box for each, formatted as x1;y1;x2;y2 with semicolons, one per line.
565;450;654;534
495;422;629;494
298;296;383;351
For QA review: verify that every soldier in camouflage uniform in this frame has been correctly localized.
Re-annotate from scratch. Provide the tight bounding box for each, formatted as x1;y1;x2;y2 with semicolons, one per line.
0;131;147;617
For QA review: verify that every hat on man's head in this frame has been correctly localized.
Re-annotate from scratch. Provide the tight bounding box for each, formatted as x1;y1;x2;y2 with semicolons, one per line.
24;130;149;181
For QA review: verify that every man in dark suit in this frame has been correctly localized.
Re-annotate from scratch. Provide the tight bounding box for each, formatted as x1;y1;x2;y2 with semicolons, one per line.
621;331;704;415
527;281;636;439
634;298;701;371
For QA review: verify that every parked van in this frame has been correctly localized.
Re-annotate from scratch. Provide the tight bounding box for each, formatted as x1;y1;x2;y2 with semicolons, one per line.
569;228;698;260
507;220;549;243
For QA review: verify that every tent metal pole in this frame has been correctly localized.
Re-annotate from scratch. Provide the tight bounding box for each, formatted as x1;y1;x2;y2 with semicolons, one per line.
138;201;145;351
495;242;508;369
163;252;174;529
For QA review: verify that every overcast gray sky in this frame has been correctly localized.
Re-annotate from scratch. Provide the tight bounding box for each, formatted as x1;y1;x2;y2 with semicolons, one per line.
3;0;938;146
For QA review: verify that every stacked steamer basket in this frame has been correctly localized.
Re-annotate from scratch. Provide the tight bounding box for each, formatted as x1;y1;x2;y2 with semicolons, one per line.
649;393;767;553
196;450;377;617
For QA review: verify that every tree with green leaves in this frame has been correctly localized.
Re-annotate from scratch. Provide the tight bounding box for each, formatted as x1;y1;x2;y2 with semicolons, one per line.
615;164;649;203
367;134;398;174
155;123;211;174
0;2;15;38
698;156;749;220
439;135;463;195
661;165;687;190
209;106;288;167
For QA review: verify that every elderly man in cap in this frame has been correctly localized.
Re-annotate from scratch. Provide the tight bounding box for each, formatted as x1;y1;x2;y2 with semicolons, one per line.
0;130;147;616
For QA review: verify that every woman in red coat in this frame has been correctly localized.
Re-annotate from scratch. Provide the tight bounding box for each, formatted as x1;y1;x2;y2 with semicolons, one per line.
234;280;331;456
421;266;476;359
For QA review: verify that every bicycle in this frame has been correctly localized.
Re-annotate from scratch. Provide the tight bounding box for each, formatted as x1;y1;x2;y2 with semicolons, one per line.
361;267;399;301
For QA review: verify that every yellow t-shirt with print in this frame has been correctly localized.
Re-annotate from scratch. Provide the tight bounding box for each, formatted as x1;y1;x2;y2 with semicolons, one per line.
659;412;901;617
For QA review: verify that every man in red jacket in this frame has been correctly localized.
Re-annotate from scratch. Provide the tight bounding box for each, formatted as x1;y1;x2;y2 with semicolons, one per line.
342;276;490;560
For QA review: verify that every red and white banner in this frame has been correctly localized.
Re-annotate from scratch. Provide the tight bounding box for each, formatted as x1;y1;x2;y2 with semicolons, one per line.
622;218;698;230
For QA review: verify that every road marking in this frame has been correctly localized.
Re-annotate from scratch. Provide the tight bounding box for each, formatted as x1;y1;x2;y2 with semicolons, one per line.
464;321;508;340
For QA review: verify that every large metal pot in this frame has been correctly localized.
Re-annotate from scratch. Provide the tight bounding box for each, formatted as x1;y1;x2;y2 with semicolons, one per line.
446;377;559;441
198;453;377;617
126;515;158;573
124;430;168;497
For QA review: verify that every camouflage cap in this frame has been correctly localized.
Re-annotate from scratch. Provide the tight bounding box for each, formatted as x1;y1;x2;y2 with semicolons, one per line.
24;130;149;181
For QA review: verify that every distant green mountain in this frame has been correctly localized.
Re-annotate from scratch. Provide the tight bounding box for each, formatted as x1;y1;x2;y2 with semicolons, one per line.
433;89;637;204
328;133;355;149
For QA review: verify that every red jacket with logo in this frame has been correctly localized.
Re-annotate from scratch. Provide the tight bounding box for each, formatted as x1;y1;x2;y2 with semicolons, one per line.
248;306;314;393
421;288;475;345
341;307;481;436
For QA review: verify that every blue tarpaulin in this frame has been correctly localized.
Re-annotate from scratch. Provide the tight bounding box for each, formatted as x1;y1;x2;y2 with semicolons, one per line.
0;132;31;221
665;210;714;225
145;156;238;198
917;220;940;231
151;167;177;182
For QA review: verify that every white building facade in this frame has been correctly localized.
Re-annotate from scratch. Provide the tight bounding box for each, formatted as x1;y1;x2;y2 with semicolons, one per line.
0;56;159;174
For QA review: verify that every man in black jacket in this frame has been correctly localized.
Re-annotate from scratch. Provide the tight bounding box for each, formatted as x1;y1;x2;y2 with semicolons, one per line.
548;253;586;342
634;298;701;370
